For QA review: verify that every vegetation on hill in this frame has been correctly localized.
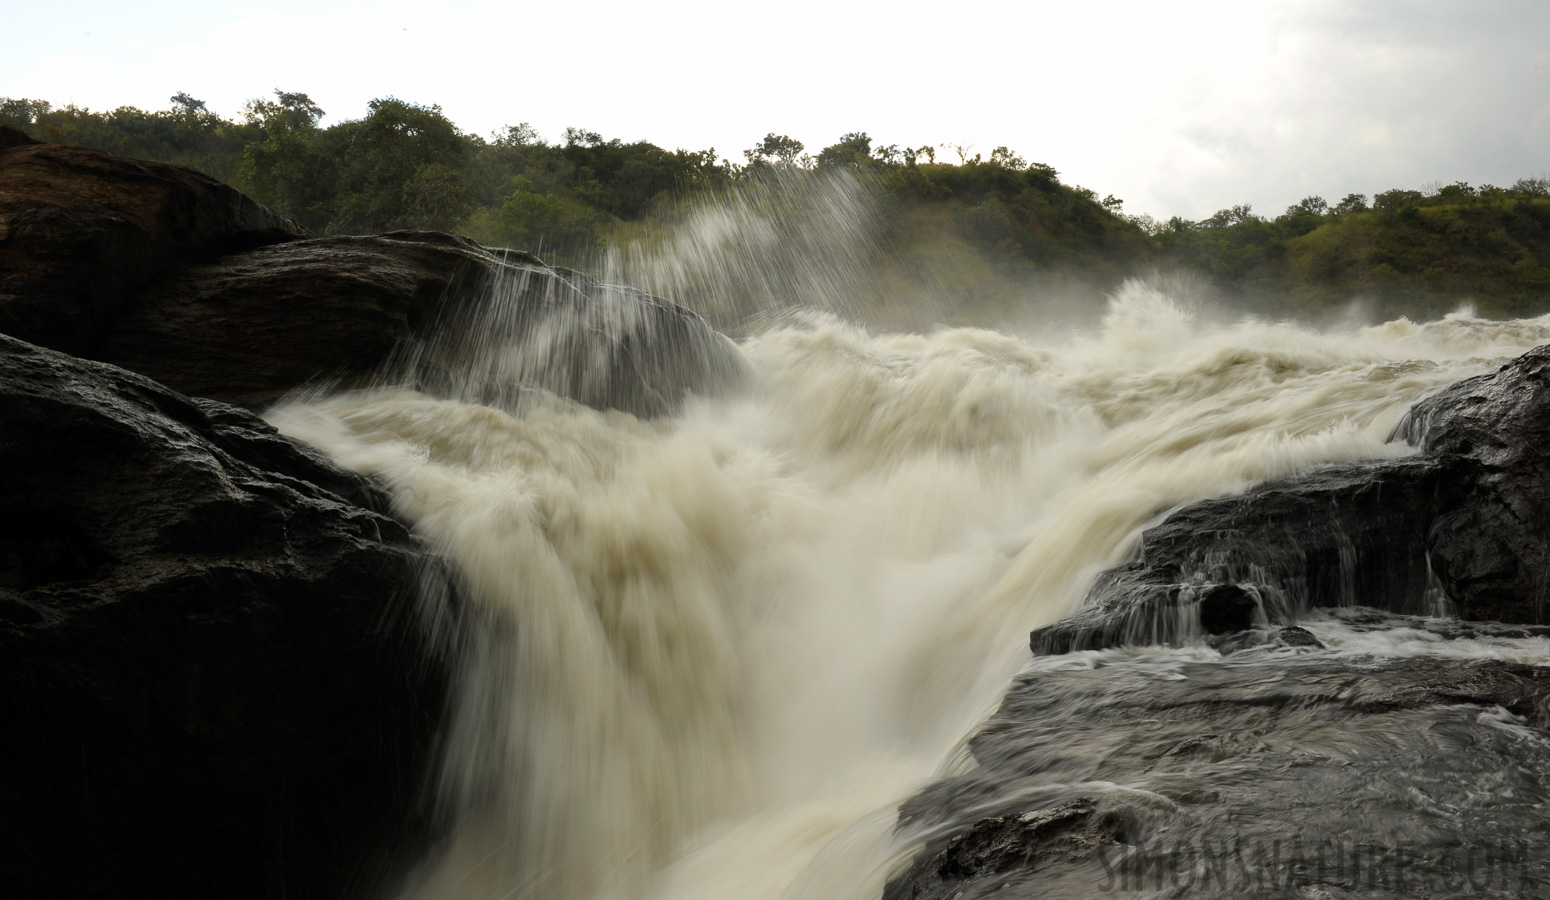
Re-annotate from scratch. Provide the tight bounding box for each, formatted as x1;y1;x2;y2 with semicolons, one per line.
4;93;1548;325
1149;185;1550;321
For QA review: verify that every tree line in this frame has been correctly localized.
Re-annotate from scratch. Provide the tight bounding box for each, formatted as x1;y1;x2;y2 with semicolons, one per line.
4;92;1548;322
1143;180;1550;319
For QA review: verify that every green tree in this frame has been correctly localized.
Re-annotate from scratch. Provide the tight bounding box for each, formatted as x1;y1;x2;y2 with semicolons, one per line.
467;175;595;258
243;90;324;133
1333;193;1368;215
743;133;805;169
169;92;209;117
402;162;474;231
815;132;873;169
0;97;51;125
988;146;1027;171
1374;189;1423;214
323;97;471;233
240;91;332;230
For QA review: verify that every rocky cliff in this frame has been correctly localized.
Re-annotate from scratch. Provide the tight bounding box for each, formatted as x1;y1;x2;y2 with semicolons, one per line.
0;126;743;898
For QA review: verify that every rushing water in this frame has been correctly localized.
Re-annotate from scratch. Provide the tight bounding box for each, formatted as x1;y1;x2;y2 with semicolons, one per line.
270;296;1550;900
266;183;1550;899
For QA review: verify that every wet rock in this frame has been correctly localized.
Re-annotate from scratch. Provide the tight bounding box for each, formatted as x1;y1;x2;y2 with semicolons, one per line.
101;231;745;415
1033;343;1550;654
0;333;450;899
882;799;1125;900
0;127;305;355
91;230;492;408
1272;624;1324;649
895;640;1550;898
0;130;742;417
1030;458;1461;653
1405;345;1550;622
1209;624;1327;656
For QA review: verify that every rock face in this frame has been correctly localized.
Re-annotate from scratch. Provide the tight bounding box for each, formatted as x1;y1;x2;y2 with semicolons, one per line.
0;126;306;356
904;341;1550;898
1031;344;1550;654
0;126;745;418
884;799;1126;900
0;132;752;900
0;334;450;899
1406;344;1550;622
101;231;747;415
890;625;1550;899
1030;458;1464;654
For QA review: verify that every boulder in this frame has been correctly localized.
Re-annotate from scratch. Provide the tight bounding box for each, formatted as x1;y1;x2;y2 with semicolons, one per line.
891;637;1550;898
1030;457;1464;654
0;126;306;355
0;129;743;417
1032;344;1550;654
1405;344;1550;622
100;231;747;415
0;333;449;899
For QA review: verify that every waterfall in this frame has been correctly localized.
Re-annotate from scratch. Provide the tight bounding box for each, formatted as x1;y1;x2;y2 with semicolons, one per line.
267;181;1550;900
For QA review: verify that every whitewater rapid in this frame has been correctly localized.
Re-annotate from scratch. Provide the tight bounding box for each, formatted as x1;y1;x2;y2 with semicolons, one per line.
269;286;1550;900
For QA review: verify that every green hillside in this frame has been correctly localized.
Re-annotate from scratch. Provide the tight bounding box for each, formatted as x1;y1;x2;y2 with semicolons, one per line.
1154;186;1550;320
5;93;1547;326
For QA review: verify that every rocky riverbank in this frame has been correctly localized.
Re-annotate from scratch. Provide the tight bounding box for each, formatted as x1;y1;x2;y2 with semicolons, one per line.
1029;343;1550;656
0;126;742;898
886;343;1550;899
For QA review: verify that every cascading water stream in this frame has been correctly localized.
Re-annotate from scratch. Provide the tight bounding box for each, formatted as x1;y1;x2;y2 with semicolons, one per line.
267;179;1550;900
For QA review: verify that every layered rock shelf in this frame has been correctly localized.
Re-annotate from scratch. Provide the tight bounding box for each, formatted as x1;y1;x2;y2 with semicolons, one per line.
1030;344;1550;655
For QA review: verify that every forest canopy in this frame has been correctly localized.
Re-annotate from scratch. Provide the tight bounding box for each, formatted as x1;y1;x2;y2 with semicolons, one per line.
4;92;1548;323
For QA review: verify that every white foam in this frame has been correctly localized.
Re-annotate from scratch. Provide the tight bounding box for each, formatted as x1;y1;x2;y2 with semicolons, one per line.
271;288;1550;900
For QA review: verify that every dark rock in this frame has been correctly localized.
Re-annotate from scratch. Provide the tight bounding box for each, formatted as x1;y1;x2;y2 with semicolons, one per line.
0;134;306;355
100;231;746;415
1209;624;1327;656
895;638;1550;897
1030;457;1461;654
1271;624;1324;649
1404;345;1550;622
1;136;742;417
882;799;1125;900
89;231;489;408
0;124;41;150
1033;343;1550;654
0;333;450;899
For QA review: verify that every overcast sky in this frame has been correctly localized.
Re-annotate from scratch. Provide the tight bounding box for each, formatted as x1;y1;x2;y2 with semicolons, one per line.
7;0;1547;220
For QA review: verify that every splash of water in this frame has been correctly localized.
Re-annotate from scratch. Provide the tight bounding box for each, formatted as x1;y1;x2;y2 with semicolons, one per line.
269;190;1550;900
592;168;908;332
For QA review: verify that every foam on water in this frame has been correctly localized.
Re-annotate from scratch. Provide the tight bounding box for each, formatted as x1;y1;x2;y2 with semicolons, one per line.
272;266;1550;900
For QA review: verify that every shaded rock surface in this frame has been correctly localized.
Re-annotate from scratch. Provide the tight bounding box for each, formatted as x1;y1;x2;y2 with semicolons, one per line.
1405;344;1550;623
892;620;1550;898
0;126;306;356
1031;457;1464;654
0;128;744;417
0;334;450;899
1032;344;1550;655
884;799;1126;900
0;134;749;899
101;231;746;415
